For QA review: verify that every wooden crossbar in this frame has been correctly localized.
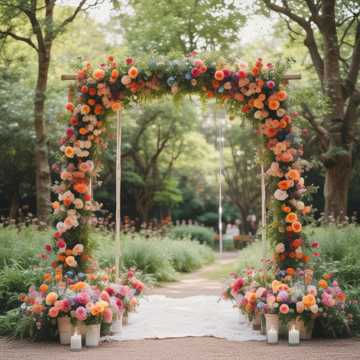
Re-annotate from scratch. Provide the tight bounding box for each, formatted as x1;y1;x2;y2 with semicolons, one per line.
61;74;301;81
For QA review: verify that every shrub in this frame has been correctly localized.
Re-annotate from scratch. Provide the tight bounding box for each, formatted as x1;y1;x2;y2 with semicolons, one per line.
0;225;48;269
94;232;215;282
169;225;215;247
235;240;270;273
0;263;42;314
305;224;360;287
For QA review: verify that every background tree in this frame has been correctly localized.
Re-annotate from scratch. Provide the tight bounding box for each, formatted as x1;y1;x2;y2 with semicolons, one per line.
112;0;245;56
223;124;261;233
259;0;360;219
0;0;102;222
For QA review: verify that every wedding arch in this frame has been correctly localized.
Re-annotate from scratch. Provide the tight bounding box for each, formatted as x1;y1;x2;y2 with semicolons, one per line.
55;54;311;283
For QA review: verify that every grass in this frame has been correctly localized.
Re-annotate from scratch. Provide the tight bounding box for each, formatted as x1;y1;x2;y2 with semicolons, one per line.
0;225;215;283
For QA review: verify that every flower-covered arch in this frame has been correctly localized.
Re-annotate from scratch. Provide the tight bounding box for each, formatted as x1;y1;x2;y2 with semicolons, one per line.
54;54;312;282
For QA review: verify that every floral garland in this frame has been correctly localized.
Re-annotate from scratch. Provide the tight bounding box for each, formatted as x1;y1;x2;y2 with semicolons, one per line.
50;53;312;284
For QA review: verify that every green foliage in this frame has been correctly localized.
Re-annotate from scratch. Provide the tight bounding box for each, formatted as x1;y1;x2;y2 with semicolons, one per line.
94;231;214;282
0;263;42;314
235;240;270;272
305;225;360;287
169;225;215;247
0;225;49;269
113;0;245;56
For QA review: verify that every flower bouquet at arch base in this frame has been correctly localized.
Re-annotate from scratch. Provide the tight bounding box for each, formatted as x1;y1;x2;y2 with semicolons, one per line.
222;255;349;340
18;264;145;344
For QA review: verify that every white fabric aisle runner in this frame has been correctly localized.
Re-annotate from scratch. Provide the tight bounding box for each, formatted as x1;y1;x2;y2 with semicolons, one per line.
109;295;265;342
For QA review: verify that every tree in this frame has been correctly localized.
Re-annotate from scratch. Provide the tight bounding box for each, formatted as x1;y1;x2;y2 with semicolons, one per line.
113;0;245;56
260;0;360;219
223;124;261;233
98;100;196;221
0;0;102;222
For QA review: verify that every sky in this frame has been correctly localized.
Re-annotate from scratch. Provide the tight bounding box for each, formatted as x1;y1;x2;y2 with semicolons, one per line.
61;0;276;46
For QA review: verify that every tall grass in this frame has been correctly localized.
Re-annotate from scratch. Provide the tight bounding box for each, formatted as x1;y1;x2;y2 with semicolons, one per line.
0;226;215;284
93;231;215;282
304;224;360;287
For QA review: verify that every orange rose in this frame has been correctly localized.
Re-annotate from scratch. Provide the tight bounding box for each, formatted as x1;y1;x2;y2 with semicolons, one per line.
43;272;52;282
285;212;298;223
73;182;88;194
111;102;123;112
45;292;58;306
214;70;224;81
79;128;88;135
318;279;328;289
277;90;288;101
291;221;302;233
52;201;60;210
94;104;104;115
111;69;119;79
64;146;75;158
282;205;291;213
268;99;280;110
278;179;293;190
39;284;48;293
93;68;105;80
32;304;44;314
303;294;316;308
57;254;66;262
286;169;301;181
286;267;296;276
253;98;264;109
128;66;139;79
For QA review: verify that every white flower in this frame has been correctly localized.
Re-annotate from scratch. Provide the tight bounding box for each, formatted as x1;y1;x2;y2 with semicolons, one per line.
275;243;285;253
274;189;288;201
74;199;84;209
296;201;305;210
310;304;319;314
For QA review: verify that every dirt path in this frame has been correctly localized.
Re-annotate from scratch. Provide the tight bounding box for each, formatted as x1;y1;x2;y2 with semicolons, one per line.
147;251;238;297
2;252;360;360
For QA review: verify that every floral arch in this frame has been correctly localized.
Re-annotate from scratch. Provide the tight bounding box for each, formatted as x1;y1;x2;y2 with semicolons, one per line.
53;54;312;283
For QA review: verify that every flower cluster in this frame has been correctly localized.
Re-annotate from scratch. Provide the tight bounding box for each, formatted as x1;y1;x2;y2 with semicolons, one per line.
223;269;347;324
19;269;144;331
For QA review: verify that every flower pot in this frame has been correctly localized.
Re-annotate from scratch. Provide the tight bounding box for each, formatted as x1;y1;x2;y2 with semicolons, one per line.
122;312;129;326
295;318;314;340
57;316;73;345
111;311;124;334
252;311;261;331
85;324;101;347
260;315;266;335
265;314;279;334
75;321;87;344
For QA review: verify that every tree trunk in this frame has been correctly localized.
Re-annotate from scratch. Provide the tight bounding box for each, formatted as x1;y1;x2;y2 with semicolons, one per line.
34;53;51;223
324;156;352;221
9;191;20;219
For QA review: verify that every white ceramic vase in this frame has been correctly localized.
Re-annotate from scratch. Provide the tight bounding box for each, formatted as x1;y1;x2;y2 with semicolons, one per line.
57;316;73;345
111;310;124;334
85;324;101;347
265;313;279;334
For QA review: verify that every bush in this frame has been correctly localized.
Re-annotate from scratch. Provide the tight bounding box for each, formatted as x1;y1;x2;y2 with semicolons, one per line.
0;225;48;269
94;232;215;282
0;263;42;314
235;240;270;273
169;225;215;247
305;224;360;287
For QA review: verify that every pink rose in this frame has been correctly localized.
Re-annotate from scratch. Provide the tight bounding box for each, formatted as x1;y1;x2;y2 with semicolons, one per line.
103;307;113;324
75;291;90;305
48;306;60;318
274;189;288;201
100;290;110;303
279;303;289;314
74;306;88;321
